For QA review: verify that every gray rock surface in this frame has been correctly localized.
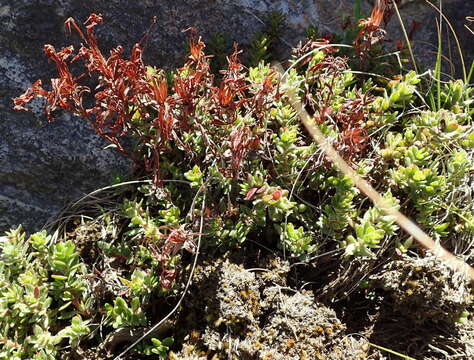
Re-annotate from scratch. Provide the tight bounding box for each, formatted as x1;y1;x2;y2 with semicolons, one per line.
316;0;474;76
385;0;474;77
1;0;472;232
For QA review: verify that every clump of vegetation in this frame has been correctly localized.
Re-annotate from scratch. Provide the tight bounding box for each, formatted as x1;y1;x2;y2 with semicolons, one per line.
246;10;287;67
6;3;474;358
0;227;91;359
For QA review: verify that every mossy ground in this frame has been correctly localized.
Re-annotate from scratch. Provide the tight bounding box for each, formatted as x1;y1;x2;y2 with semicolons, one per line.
58;218;474;360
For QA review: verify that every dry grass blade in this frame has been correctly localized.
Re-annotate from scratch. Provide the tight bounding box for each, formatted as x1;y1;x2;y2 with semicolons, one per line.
369;342;416;360
274;62;474;281
424;0;467;82
392;0;418;73
466;16;474;35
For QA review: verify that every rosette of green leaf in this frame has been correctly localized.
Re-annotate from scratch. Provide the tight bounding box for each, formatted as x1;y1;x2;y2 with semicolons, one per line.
343;192;399;257
248;63;275;92
119;269;159;301
184;165;204;188
446;149;472;184
461;131;474;148
314;121;339;143
437;111;470;135
205;202;254;246
280;68;304;96
305;56;354;108
181;129;206;155
96;240;133;265
305;50;326;81
133;245;161;267
275;222;316;258
240;172;297;231
0;226;29;276
318;175;359;238
29;231;51;254
391;165;446;198
414;109;472;138
380;128;416;162
253;187;297;223
142;337;174;358
381;111;473;177
387;71;420;106
228;218;253;245
372;71;420;124
344;222;384;257
403;145;432;166
269;102;298;126
272;125;314;182
0;228;91;359
48;241;88;316
206;216;227;244
427;76;474;114
104;297;147;328
159;206;182;227
1;271;53;348
390;164;448;233
239;171;267;197
56;315;91;347
441;149;474;235
414;110;441;128
440;80;473;114
26;325;62;359
122;199;161;242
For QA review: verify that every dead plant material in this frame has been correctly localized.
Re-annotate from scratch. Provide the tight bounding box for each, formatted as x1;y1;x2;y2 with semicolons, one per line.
13;15;280;187
354;0;388;61
465;16;474;35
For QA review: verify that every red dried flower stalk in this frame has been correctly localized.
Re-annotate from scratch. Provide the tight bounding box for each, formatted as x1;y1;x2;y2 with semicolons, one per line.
353;0;391;61
292;37;338;69
251;72;280;121
147;226;196;289
13;14;155;157
333;93;375;162
229;126;252;177
13;14;280;185
13;13;183;182
306;55;374;163
208;45;251;125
